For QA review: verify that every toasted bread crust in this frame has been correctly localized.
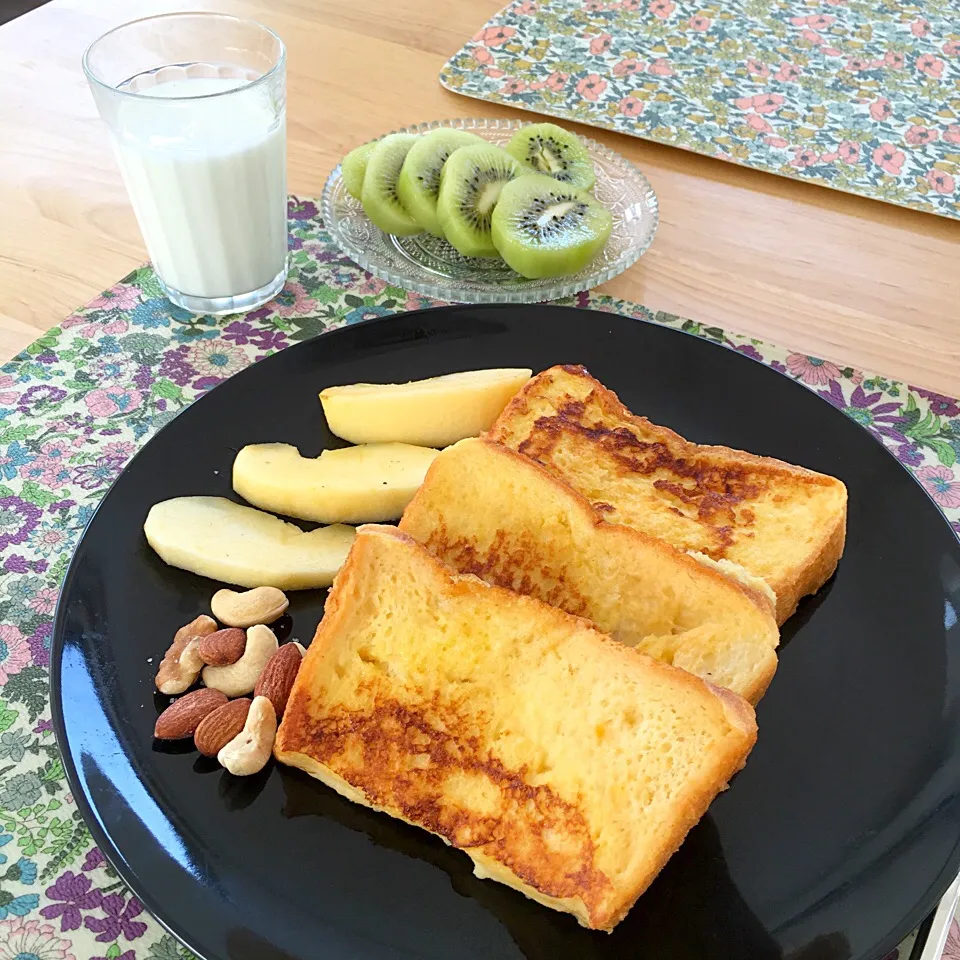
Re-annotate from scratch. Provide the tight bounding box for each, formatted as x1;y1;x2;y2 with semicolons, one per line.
401;438;779;703
488;365;848;623
276;526;758;930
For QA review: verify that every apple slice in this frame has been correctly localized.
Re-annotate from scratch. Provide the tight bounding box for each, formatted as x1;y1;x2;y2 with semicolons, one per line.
319;368;532;447
144;496;355;590
233;442;439;524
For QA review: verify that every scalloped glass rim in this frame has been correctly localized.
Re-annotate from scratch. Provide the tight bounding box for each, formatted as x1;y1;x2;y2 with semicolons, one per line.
321;117;659;304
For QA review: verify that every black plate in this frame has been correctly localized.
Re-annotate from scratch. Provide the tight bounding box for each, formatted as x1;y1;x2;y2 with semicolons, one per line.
52;305;960;960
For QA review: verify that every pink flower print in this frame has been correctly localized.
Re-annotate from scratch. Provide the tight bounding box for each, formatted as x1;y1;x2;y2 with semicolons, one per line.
355;275;387;296
822;46;843;57
916;54;944;78
576;74;607;101
845;56;870;71
101;441;136;460
0;918;75;960
944;40;960;57
820;151;839;162
0;624;31;684
545;71;569;91
513;0;538;12
613;58;645;77
910;19;930;38
589;33;612;54
753;93;785;114
944;125;960;144
884;50;905;70
925;169;956;195
905;125;938;145
869;97;892;121
838;140;861;163
485;68;505;78
584;0;606;9
476;25;515;47
60;315;129;339
273;281;315;318
86;283;141;312
689;14;711;31
942;919;960;960
28;587;59;616
84;387;143;418
647;59;675;76
746;58;769;77
649;0;675;18
472;46;494;66
790;147;820;168
747;114;773;133
807;14;835;28
765;136;790;147
917;466;960;509
620;0;641;8
619;96;644;117
872;142;904;175
800;29;823;45
786;353;842;385
502;78;527;94
775;62;800;82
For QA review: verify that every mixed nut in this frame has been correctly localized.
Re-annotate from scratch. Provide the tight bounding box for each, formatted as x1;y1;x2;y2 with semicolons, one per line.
153;585;303;776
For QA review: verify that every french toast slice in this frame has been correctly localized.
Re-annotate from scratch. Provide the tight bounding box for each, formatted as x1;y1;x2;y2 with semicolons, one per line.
275;525;757;931
400;438;779;703
487;365;848;624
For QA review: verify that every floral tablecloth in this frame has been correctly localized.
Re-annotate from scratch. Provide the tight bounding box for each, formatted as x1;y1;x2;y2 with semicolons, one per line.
0;198;956;959
440;0;960;219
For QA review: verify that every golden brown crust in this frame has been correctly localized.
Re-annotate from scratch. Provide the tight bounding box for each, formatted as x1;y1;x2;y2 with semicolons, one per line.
488;364;848;624
405;439;778;626
277;525;758;931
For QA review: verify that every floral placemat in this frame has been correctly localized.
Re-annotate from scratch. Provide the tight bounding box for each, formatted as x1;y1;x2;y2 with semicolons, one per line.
439;0;960;219
0;198;956;959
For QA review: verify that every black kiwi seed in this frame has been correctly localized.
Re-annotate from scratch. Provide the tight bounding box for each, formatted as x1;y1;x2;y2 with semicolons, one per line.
517;191;590;240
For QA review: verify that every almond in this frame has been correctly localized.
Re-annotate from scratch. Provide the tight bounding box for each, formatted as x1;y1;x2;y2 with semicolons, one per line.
253;643;303;718
154;688;228;740
194;698;252;757
198;628;246;666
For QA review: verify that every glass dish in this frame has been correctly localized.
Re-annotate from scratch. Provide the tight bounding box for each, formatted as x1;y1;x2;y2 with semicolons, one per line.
321;117;659;303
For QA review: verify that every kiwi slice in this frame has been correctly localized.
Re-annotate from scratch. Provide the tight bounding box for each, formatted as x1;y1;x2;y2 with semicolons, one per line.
361;134;422;237
436;144;524;257
342;141;376;200
397;129;486;236
505;123;596;191
491;173;613;279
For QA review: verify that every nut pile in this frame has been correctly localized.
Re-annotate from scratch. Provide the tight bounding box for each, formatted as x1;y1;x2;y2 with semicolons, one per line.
153;586;303;776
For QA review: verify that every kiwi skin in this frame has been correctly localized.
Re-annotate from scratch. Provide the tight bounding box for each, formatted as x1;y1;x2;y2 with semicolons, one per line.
437;144;524;258
491;173;613;279
342;141;376;200
397;129;486;236
505;122;596;191
360;134;422;237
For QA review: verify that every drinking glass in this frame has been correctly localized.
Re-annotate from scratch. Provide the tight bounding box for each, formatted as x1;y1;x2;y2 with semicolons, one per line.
83;13;288;315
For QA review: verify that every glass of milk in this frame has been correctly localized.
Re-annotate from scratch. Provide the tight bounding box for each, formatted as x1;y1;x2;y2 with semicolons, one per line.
83;14;288;315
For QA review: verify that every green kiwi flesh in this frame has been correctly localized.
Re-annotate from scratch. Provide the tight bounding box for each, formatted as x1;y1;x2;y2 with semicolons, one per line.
342;141;376;200
437;144;524;257
491;173;613;279
504;123;596;191
360;134;422;237
397;129;486;236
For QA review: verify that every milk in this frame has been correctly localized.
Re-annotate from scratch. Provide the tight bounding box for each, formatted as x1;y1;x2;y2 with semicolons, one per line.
111;76;287;300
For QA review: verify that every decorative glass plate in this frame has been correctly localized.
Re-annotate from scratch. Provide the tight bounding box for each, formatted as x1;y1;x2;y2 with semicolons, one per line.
321;117;659;303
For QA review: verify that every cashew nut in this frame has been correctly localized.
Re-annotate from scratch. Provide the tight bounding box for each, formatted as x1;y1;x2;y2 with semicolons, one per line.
202;624;278;697
218;695;277;775
211;586;289;628
156;615;217;694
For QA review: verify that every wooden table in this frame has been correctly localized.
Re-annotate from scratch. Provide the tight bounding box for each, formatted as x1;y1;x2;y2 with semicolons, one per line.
1;0;959;394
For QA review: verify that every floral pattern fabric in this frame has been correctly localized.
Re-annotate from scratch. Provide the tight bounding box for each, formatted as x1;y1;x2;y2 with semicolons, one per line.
440;0;960;218
0;197;955;957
